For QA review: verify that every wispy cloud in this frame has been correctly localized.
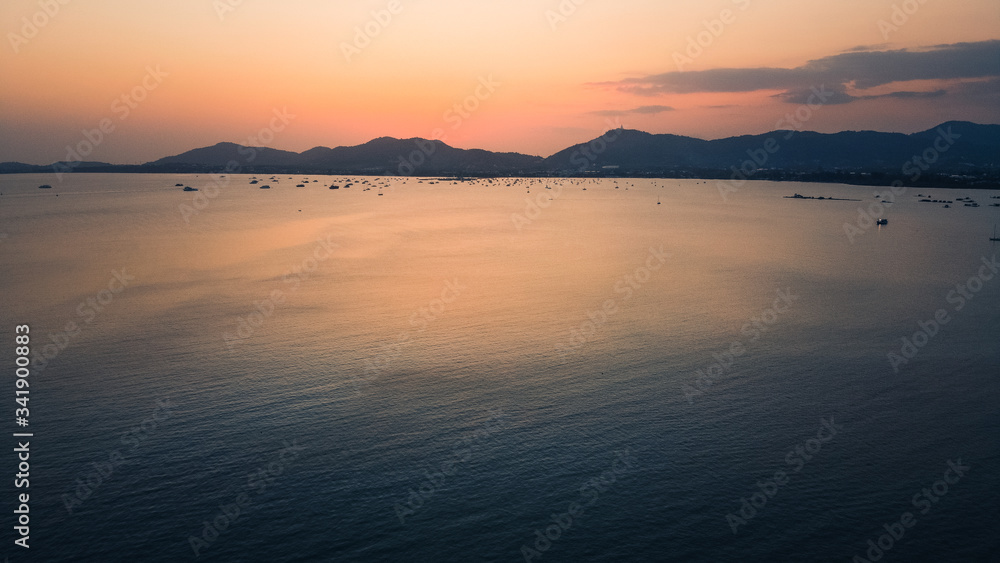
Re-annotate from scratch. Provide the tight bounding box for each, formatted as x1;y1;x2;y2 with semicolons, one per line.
588;105;675;117
776;88;947;105
595;41;1000;105
842;43;891;53
955;76;1000;95
878;89;948;99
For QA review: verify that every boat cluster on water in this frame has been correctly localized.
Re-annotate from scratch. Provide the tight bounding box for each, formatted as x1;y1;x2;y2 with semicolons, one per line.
160;177;1000;240
163;175;682;202
20;177;1000;241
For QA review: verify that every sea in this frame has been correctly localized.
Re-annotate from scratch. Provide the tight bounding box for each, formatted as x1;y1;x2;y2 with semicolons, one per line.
0;173;998;562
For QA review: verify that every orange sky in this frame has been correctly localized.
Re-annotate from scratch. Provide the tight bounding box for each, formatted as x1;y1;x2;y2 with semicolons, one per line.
1;0;998;164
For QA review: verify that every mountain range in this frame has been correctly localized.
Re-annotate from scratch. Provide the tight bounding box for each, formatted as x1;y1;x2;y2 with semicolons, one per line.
2;122;998;185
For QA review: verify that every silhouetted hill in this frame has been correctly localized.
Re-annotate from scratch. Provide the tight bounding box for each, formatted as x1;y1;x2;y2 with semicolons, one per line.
543;129;710;170
152;142;303;167
2;122;997;186
0;161;113;173
297;137;543;174
542;122;1000;173
145;137;542;174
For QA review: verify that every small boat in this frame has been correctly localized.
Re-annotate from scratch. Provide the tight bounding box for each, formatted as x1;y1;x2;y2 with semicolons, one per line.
38;184;52;189
876;219;888;226
991;225;1000;242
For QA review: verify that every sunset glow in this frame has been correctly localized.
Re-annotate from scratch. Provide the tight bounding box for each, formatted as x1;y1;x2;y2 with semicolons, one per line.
1;0;998;163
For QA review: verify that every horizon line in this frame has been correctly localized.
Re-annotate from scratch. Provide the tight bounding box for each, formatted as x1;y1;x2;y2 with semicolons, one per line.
4;119;997;168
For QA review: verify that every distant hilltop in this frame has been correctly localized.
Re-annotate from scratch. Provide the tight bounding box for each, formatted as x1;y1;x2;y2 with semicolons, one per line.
2;121;998;188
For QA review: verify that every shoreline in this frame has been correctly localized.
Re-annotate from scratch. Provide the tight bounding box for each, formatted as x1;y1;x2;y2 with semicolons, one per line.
2;170;999;191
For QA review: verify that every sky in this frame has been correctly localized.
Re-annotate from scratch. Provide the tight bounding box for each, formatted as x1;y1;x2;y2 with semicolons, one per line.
1;0;998;164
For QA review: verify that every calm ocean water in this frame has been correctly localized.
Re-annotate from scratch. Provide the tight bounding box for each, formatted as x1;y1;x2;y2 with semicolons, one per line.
1;173;998;562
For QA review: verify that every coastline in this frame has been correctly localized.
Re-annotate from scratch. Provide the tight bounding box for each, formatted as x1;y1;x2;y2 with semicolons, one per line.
2;168;998;191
